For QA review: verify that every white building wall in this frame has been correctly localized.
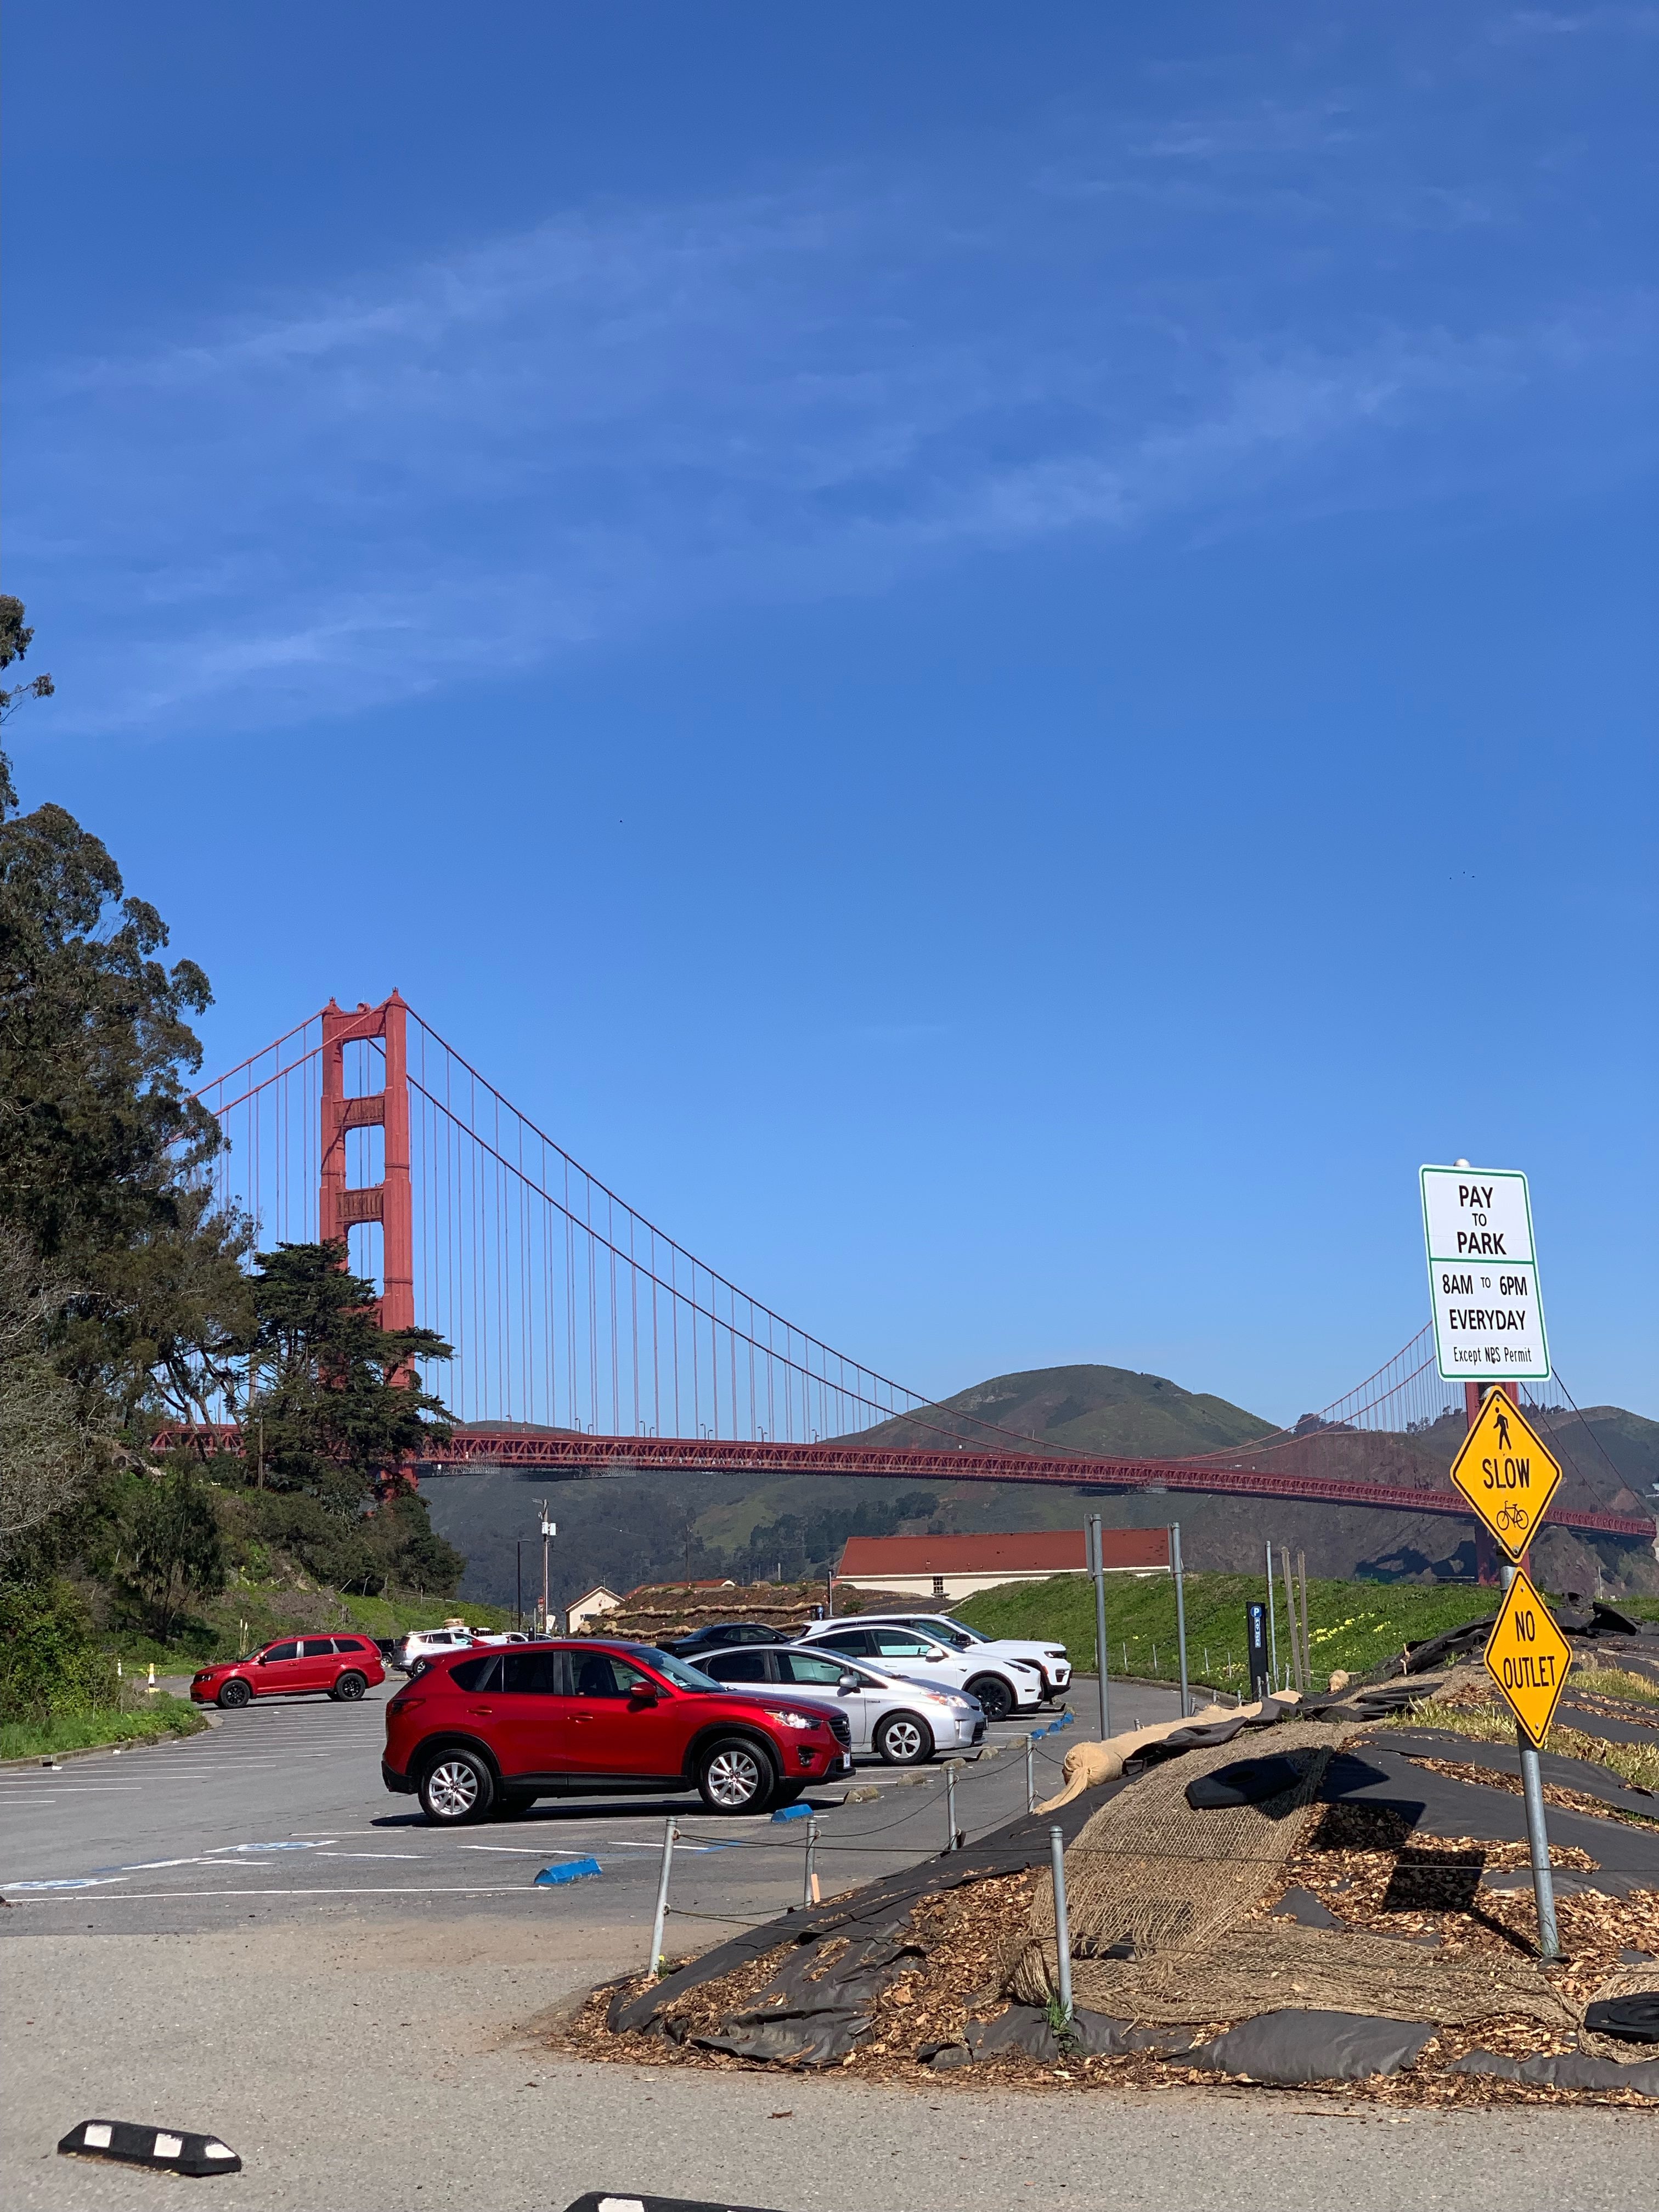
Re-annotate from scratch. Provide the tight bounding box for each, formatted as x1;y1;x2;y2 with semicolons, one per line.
837;1565;1167;1602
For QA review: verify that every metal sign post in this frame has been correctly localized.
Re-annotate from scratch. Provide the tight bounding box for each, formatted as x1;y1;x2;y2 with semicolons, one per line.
1087;1515;1111;1740
1426;1166;1562;1961
1170;1522;1190;1718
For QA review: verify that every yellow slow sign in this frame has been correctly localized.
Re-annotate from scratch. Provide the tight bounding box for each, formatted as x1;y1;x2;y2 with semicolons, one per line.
1449;1392;1562;1561
1482;1567;1571;1747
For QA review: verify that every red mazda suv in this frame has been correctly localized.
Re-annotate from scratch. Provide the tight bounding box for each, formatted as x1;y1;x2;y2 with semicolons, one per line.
191;1634;386;1708
382;1639;854;1824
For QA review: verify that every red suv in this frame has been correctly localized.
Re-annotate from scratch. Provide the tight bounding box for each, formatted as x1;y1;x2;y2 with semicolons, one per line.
382;1639;855;1824
191;1635;386;1708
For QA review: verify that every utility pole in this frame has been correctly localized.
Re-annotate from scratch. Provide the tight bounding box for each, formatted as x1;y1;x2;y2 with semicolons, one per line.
539;1501;556;1634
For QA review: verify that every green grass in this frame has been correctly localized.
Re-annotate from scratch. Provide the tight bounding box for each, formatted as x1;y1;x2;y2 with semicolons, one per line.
1575;1664;1659;1708
958;1571;1507;1691
1408;1692;1659;1796
108;1588;516;1669
0;1693;209;1763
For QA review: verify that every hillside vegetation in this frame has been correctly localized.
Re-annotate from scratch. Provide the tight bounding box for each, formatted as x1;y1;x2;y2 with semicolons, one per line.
957;1572;1659;1695
846;1363;1278;1460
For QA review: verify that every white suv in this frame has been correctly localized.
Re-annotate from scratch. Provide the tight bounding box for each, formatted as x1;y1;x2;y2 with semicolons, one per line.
797;1620;1045;1723
863;1613;1071;1703
394;1626;479;1673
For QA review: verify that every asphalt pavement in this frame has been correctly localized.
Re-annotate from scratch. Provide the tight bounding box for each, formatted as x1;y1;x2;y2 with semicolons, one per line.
7;1675;1647;2210
0;1680;1124;1939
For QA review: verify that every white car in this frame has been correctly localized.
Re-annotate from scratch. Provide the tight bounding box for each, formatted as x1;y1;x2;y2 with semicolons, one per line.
394;1626;482;1673
857;1613;1072;1703
695;1643;986;1765
796;1620;1045;1723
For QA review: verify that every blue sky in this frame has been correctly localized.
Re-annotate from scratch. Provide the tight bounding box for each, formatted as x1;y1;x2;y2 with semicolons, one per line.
5;3;1655;1421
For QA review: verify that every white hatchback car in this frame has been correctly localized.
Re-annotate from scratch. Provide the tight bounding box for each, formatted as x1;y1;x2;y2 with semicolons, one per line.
695;1643;985;1764
796;1620;1045;1723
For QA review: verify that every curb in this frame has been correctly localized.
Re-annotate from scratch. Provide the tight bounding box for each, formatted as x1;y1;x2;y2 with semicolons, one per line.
0;1711;220;1773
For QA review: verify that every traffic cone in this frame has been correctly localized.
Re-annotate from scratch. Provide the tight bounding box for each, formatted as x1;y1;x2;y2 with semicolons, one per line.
146;1663;157;1694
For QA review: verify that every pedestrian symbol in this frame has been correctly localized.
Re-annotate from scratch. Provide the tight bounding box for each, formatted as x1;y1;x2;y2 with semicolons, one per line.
1448;1392;1562;1563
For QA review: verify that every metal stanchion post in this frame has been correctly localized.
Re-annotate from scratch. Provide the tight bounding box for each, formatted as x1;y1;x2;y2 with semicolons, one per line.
945;1762;958;1851
1265;1542;1279;1688
1026;1733;1036;1815
803;1818;820;1908
1048;1824;1074;2024
1170;1522;1190;1718
648;1815;677;1976
1087;1514;1110;1740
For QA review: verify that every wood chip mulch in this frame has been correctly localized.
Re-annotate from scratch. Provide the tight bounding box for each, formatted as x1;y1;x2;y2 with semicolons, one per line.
550;1797;1659;2108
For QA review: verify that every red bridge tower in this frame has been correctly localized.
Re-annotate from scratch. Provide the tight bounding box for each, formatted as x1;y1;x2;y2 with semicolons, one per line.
319;992;414;1333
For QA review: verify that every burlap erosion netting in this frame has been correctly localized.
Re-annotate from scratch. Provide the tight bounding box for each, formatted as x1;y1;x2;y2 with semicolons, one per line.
1003;1718;1572;2032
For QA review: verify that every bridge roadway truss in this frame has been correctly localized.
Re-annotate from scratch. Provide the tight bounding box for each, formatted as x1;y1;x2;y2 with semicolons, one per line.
150;1423;1652;1544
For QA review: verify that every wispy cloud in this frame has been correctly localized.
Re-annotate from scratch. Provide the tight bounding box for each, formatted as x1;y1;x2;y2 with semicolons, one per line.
12;38;1656;738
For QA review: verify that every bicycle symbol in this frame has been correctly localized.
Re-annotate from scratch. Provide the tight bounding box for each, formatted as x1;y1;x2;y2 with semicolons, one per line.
1494;1502;1531;1536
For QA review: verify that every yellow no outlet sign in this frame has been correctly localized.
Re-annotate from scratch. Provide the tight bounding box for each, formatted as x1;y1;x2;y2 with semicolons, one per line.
1483;1568;1572;1747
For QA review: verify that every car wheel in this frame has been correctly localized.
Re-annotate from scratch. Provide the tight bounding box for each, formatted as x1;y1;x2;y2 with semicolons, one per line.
966;1674;1013;1724
331;1671;366;1702
874;1711;934;1766
217;1678;251;1709
696;1736;775;1815
418;1749;495;1825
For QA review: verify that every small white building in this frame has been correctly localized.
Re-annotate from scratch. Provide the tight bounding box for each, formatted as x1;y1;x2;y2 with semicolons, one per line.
836;1529;1170;1605
566;1584;623;1632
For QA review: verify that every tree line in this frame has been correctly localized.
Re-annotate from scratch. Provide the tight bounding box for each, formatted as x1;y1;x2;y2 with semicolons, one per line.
0;599;462;1713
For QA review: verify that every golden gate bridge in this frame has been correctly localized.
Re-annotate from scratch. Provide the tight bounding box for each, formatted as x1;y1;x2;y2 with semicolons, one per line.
161;993;1652;1555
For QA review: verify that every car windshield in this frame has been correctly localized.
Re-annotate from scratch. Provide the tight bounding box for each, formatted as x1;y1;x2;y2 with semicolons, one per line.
628;1647;722;1692
935;1618;985;1645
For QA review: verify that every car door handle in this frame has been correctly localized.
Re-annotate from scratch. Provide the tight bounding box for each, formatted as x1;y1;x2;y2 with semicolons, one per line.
467;1705;494;1716
571;1711;596;1723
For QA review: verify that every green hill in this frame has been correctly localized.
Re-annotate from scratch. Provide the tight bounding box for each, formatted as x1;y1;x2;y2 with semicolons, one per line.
846;1363;1278;1461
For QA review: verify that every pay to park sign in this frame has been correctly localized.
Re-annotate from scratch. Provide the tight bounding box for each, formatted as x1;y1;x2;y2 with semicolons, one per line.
1420;1166;1550;1383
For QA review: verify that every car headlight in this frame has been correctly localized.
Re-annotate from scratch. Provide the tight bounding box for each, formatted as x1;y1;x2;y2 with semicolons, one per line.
763;1708;818;1731
1046;1647;1067;1658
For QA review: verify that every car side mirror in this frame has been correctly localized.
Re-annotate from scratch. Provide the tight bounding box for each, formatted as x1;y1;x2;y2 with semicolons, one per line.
838;1674;860;1694
629;1685;660;1706
925;1650;945;1662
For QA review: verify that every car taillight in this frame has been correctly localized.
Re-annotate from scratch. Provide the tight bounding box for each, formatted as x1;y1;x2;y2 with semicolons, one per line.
389;1695;425;1712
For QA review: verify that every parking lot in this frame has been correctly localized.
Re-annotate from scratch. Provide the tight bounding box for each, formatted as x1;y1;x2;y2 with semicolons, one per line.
0;1678;1159;1940
4;1676;1650;2212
